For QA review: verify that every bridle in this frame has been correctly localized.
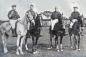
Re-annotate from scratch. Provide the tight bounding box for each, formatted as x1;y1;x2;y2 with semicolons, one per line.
26;14;35;25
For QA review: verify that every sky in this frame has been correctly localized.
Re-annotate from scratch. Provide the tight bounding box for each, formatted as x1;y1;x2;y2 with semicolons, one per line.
0;0;86;20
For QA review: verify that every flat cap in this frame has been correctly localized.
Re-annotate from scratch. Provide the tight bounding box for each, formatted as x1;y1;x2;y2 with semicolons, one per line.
73;6;78;9
12;5;16;7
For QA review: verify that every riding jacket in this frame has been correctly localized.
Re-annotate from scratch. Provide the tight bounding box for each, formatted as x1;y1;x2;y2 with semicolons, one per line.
51;11;62;24
26;9;36;20
70;11;81;22
8;10;20;20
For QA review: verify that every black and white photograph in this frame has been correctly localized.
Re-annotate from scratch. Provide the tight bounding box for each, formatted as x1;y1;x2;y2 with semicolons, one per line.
0;0;86;57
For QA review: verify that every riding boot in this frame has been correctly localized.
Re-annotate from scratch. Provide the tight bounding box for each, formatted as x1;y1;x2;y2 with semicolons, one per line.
62;28;66;36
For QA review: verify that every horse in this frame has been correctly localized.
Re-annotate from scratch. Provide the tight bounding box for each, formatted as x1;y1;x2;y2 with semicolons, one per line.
48;19;65;52
0;21;12;53
23;14;42;54
0;13;38;55
68;19;81;50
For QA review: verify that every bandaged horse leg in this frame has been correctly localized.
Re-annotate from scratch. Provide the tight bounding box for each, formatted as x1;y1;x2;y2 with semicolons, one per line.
2;34;8;53
19;36;25;54
16;35;21;55
25;30;30;50
25;37;29;50
60;35;63;51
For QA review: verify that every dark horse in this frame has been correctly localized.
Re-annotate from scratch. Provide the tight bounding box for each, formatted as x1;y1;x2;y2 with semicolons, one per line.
48;19;65;52
25;14;42;54
68;19;81;50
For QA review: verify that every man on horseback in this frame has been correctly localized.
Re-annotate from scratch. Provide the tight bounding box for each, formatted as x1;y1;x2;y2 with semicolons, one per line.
25;4;37;32
51;7;65;35
8;5;20;37
49;7;65;51
26;4;36;24
69;6;83;29
69;6;83;50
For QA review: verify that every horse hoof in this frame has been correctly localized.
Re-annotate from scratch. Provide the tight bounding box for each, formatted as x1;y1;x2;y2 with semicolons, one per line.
4;50;8;53
25;45;29;50
47;47;52;50
20;52;24;55
77;49;80;51
4;49;8;53
25;47;29;51
16;52;20;55
57;50;60;52
33;51;39;54
61;49;63;51
71;46;72;48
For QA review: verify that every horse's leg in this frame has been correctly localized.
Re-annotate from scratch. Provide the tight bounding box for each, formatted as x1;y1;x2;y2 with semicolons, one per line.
80;27;83;36
25;37;29;50
56;35;59;52
33;36;39;54
34;36;39;50
19;36;25;54
69;35;72;48
32;36;35;53
77;34;80;51
2;34;8;53
55;36;57;47
60;35;63;51
73;35;77;50
35;36;39;45
48;34;53;49
16;35;21;55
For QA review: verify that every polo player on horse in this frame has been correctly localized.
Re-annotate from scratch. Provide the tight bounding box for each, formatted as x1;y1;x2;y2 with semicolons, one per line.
51;7;65;35
69;6;83;29
69;6;83;50
49;7;65;51
8;5;20;37
25;4;37;37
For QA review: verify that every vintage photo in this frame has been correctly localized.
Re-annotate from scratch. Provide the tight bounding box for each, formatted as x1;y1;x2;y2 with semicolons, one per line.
0;0;86;57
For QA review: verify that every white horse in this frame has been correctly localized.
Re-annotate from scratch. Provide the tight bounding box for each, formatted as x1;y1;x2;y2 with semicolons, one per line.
0;21;12;53
0;15;31;55
16;16;29;55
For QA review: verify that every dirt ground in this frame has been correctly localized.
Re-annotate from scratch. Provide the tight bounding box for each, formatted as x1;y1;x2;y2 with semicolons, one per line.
0;27;86;57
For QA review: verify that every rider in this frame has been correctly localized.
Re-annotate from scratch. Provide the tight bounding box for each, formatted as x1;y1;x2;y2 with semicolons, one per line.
25;4;37;26
25;4;37;38
51;7;65;35
8;5;20;37
69;6;83;28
